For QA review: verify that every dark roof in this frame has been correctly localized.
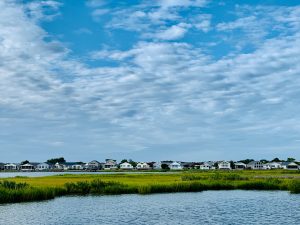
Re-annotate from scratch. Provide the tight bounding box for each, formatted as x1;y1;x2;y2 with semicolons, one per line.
247;161;261;165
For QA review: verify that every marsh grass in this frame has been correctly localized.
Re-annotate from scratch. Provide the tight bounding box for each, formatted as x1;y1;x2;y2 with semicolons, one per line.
1;171;300;204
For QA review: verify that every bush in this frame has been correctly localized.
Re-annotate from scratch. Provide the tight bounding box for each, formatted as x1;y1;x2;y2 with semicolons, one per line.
288;180;300;194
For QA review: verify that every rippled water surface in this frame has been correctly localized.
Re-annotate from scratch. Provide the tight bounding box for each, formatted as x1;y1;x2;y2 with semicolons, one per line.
0;191;299;225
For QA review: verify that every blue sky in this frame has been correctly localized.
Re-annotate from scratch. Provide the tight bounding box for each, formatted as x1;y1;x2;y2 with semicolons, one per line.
1;0;300;162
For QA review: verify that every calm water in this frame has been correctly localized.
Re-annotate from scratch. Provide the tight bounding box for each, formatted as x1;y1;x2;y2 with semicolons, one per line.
0;171;167;178
0;191;299;225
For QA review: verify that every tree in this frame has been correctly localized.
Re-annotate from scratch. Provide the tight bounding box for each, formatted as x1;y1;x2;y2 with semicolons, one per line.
260;159;269;163
47;157;66;164
214;162;219;169
21;160;29;165
120;159;128;164
271;157;281;162
229;161;235;169
161;164;170;170
287;157;295;162
128;159;137;167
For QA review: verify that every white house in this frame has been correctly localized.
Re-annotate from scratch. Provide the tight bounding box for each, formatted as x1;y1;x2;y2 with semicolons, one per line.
263;162;282;170
20;163;38;171
169;161;183;170
70;163;84;170
104;159;118;170
200;162;214;170
234;162;246;170
247;161;263;170
54;162;65;170
36;163;51;171
4;163;19;170
282;162;299;170
136;162;150;170
153;161;162;170
218;161;231;170
120;162;134;170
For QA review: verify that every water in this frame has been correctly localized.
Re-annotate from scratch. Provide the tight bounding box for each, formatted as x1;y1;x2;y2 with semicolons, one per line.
0;171;168;178
0;191;299;225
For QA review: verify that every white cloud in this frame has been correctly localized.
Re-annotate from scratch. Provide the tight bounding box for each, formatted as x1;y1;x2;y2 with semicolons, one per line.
151;23;190;40
2;1;300;160
86;0;106;8
158;0;208;8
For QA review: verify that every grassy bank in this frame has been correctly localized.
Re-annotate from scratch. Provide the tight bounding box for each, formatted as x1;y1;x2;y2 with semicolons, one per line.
1;170;300;204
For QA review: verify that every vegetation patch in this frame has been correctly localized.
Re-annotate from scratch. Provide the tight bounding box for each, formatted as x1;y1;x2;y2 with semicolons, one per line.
1;171;300;204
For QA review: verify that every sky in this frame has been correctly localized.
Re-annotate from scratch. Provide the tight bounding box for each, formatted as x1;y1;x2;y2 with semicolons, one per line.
1;0;300;162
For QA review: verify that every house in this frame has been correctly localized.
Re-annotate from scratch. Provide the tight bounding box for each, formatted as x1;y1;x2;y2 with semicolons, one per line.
169;161;183;170
218;161;231;170
36;162;52;171
20;162;39;171
269;162;282;169
104;159;118;170
153;161;162;170
200;162;216;170
281;162;299;170
54;162;65;170
4;163;19;170
0;162;4;170
234;162;246;170
120;162;134;170
86;160;102;170
263;162;282;170
247;161;263;170
66;162;85;170
181;162;195;169
136;162;150;170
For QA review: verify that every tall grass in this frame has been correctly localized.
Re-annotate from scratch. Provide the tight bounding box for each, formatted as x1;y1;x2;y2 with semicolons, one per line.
0;181;65;204
1;173;300;204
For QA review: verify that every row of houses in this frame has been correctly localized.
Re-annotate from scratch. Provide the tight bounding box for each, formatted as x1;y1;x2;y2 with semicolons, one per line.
0;159;299;171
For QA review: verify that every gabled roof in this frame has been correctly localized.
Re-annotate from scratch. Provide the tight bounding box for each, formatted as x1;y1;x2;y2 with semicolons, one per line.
282;161;298;166
88;160;101;164
247;161;261;165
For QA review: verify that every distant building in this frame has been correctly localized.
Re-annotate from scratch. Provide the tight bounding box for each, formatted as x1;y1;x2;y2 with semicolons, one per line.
153;161;162;170
200;162;215;170
247;161;263;170
281;162;299;170
36;162;52;171
234;162;246;170
136;162;150;170
120;162;134;170
104;159;118;170
4;163;19;170
218;161;231;170
0;162;4;170
169;161;183;170
20;162;40;171
86;160;102;170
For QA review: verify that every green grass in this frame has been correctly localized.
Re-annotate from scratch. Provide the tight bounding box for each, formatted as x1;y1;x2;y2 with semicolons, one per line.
1;170;300;204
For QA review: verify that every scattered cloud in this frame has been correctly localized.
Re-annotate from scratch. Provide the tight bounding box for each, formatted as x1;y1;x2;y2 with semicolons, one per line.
1;0;300;160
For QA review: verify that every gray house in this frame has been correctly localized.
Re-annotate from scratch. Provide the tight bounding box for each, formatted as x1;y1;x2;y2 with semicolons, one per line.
20;162;40;171
0;162;4;170
36;162;53;171
86;160;102;170
4;163;19;170
281;162;299;170
247;161;263;170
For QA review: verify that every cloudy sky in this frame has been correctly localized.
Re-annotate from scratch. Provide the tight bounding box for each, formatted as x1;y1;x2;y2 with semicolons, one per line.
1;0;300;162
